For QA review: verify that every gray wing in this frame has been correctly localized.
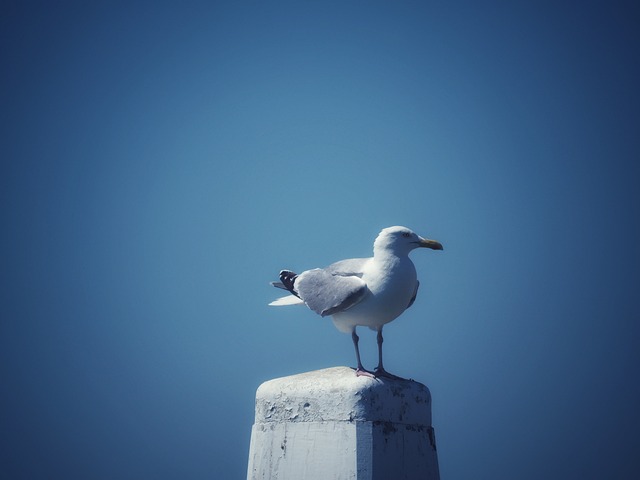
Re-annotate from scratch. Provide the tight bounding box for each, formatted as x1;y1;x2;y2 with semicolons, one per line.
325;257;369;277
407;280;419;309
295;266;368;317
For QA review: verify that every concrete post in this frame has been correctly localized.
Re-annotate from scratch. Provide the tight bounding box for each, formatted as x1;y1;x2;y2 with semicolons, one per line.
247;366;439;480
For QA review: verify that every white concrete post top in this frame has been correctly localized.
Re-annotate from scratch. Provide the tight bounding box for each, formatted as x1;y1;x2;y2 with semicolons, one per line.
255;366;432;426
248;366;439;480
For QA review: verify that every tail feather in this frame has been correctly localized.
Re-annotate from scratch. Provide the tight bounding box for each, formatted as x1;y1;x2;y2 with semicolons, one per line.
269;295;305;307
269;270;302;307
278;270;299;297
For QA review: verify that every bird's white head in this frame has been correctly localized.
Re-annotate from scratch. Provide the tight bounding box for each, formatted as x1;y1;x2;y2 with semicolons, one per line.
373;226;443;257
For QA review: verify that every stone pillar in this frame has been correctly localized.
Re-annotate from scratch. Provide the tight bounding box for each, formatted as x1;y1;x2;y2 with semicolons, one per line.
247;366;439;480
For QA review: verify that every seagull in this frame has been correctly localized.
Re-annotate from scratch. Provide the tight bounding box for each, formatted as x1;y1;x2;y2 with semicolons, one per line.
269;226;443;378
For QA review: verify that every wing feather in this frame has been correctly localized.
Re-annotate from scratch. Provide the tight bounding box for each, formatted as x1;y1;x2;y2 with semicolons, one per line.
407;280;419;309
295;267;368;317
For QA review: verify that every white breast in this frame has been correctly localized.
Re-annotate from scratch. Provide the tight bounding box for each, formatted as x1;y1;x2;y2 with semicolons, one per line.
331;256;417;332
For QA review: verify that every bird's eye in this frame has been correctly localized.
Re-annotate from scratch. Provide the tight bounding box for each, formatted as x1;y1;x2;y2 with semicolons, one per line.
402;232;411;238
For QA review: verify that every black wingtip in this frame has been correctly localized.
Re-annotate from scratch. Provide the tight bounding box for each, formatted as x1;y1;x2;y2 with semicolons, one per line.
279;270;299;296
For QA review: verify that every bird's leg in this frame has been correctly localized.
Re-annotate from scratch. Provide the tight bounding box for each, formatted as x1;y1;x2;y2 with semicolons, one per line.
352;330;375;378
376;328;385;371
374;328;404;380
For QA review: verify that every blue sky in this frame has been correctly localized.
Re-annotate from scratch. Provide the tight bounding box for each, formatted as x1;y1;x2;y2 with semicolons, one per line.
1;2;639;479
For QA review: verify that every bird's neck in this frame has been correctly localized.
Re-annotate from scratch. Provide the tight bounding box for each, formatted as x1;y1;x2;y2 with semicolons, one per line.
372;248;406;269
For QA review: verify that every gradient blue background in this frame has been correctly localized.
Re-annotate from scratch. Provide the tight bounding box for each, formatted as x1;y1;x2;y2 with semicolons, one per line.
2;2;639;479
